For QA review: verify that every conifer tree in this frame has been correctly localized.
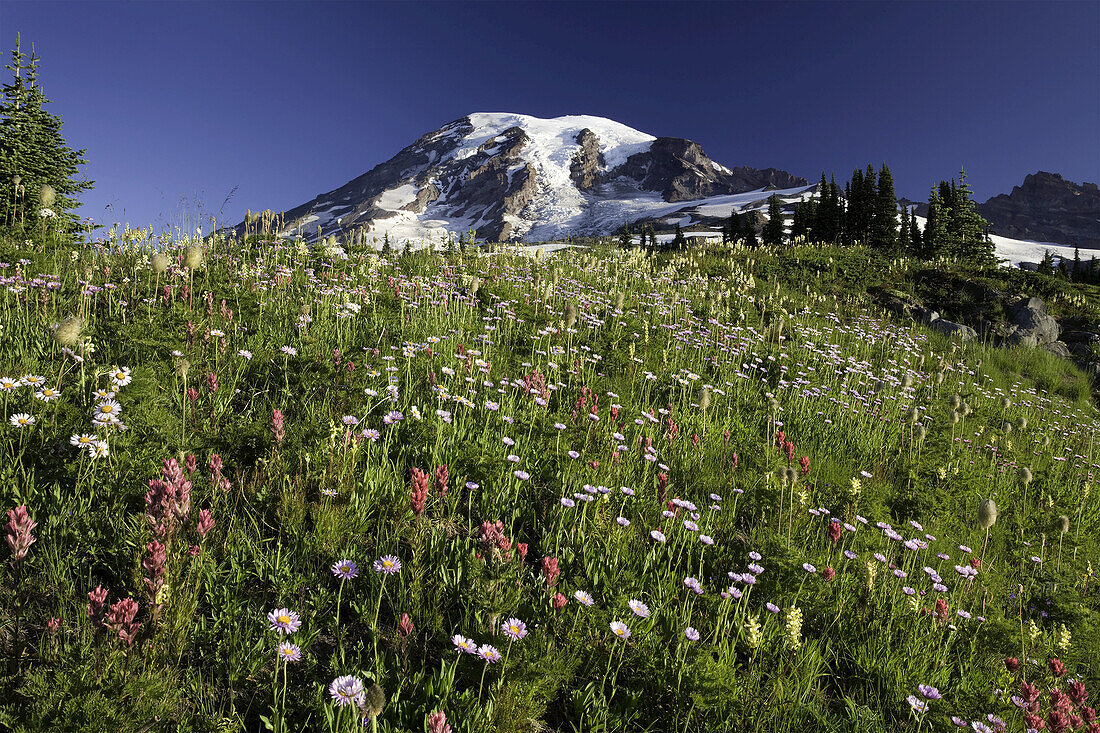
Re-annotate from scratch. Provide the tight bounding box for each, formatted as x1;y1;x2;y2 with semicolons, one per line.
1;34;93;232
871;163;898;250
762;194;784;247
923;187;948;259
743;215;759;248
671;223;687;250
951;169;994;266
909;212;922;254
618;220;632;248
898;204;911;252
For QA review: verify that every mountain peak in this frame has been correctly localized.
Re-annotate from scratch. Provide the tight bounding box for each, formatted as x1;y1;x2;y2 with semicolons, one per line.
240;113;807;243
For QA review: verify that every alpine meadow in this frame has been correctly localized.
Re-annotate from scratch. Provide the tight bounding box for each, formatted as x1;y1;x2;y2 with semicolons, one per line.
1;7;1099;733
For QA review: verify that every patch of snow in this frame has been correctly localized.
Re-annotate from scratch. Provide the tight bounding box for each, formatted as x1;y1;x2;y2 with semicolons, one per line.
376;184;419;211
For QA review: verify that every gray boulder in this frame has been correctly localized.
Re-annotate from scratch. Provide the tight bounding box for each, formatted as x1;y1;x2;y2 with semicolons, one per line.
930;319;978;341
1005;297;1060;347
1043;341;1073;359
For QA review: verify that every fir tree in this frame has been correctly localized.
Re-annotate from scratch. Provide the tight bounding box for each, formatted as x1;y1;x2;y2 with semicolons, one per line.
923;187;949;259
898;204;911;252
671;223;687;250
743;215;759;248
1;33;94;232
909;211;922;254
762;194;784;247
871;163;898;250
618;220;632;248
951;169;994;266
382;230;392;255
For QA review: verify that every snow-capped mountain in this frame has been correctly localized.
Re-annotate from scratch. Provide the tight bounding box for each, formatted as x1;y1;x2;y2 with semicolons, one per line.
238;113;809;243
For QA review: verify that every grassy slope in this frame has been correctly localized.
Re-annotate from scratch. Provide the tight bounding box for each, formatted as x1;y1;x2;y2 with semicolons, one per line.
0;229;1097;732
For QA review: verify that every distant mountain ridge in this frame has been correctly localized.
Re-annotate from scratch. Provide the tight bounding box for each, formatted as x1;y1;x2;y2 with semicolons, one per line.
978;172;1100;250
231;113;809;243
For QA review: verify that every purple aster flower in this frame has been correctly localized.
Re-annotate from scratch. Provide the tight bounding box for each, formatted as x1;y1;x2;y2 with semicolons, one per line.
699;534;714;545
373;555;401;574
341;415;359;426
620;487;635;496
329;675;365;706
610;620;631;639
501;618;527;641
918;685;941;700
567;450;580;459
748;563;764;574
802;563;817;573
452;634;477;653
766;602;780;614
361;428;381;441
628;599;650;618
277;642;302;662
749;551;762;561
268;608;302;635
574;590;594;606
332;559;359;580
560;498;576;508
616;516;630;526
907;695;928;714
684;520;698;531
684;627;700;641
477;644;502;662
843;550;857;560
650;530;666;543
513;470;530;481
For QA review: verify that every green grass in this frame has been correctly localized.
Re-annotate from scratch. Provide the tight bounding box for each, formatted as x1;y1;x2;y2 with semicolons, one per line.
0;226;1097;732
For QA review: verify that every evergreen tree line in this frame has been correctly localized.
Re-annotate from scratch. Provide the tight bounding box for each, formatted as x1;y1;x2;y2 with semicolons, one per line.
714;164;997;266
1;34;93;234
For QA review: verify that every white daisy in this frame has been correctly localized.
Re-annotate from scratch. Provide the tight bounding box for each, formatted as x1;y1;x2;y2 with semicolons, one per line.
110;366;132;387
35;387;61;402
10;413;35;428
20;374;46;388
88;440;109;459
93;399;122;418
0;377;18;392
70;433;96;447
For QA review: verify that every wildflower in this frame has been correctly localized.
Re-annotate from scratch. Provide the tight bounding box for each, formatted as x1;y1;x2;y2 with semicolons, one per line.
628;599;650;618
88;441;110;459
513;470;530;481
477;644;502;662
94;399;122;418
919;685;942;700
453;634;477;653
268;608;302;635
650;530;667;543
374;555;401;574
822;567;836;582
5;505;37;562
329;675;365;706
110;367;133;387
785;606;803;650
398;613;414;638
427;711;452;733
616;516;630;526
196;509;215;538
552;592;568;610
802;563;817;573
744;614;763;649
9;413;34;428
1048;658;1066;677
574;590;594;606
560;498;576;508
106;597;141;646
332;559;359;580
610;620;631;639
238;349;252;359
20;375;46;388
280;345;297;356
0;377;18;392
35;387;61;402
699;534;715;545
684;627;700;641
501;618;527;641
70;433;95;448
277;642;302;662
907;695;929;714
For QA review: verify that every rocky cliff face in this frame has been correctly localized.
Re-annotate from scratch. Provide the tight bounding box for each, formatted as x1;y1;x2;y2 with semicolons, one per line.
230;113;809;244
978;172;1100;250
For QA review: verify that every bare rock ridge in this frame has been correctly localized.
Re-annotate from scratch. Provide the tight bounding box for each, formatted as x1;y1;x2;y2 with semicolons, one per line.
978;172;1100;250
230;113;810;243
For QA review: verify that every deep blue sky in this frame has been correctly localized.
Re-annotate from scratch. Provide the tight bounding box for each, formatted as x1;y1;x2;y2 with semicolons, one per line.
6;1;1099;233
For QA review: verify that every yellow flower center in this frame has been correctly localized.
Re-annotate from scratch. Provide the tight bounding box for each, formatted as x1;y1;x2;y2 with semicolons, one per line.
278;615;290;624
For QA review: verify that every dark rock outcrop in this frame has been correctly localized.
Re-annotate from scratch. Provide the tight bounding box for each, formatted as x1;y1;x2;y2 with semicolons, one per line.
569;129;605;191
979;172;1100;250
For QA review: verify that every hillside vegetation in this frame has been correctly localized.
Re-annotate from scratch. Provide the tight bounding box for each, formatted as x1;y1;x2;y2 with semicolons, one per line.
0;226;1097;733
